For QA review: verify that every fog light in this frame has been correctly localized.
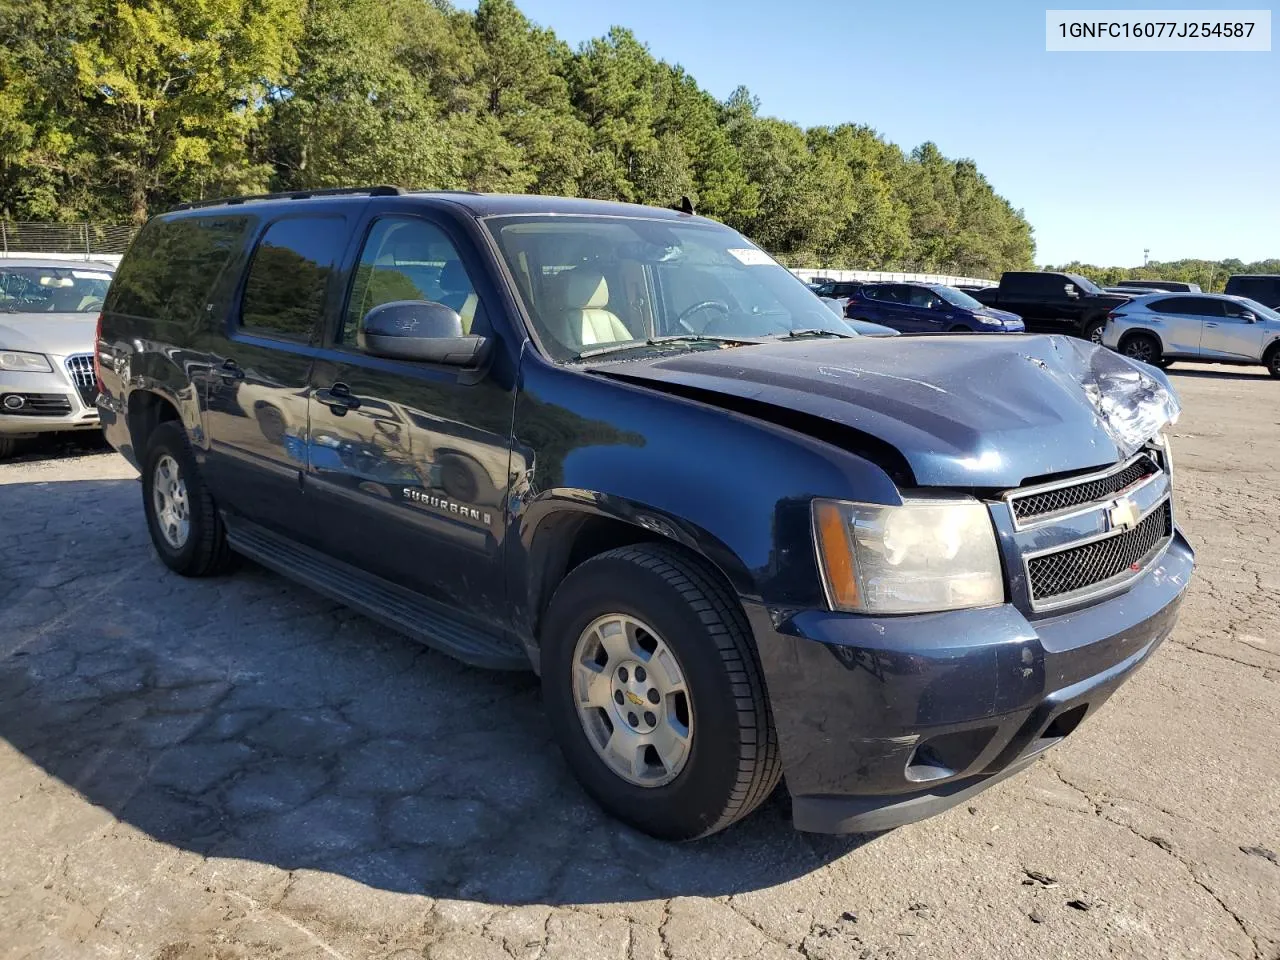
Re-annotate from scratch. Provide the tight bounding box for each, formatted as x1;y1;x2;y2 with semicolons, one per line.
3;395;25;410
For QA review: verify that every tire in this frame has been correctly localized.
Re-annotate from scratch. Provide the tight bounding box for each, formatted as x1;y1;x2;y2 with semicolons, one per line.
141;420;235;577
1120;333;1162;367
1082;317;1107;345
0;436;17;459
948;325;972;333
541;544;782;840
1266;347;1280;379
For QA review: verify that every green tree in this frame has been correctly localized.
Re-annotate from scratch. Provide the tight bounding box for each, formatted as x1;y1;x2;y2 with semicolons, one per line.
72;0;303;221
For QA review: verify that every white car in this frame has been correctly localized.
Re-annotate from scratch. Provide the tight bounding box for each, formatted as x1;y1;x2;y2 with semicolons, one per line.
1102;292;1280;377
0;259;114;457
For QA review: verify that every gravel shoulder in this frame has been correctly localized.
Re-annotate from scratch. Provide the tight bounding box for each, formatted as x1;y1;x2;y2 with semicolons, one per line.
0;364;1277;960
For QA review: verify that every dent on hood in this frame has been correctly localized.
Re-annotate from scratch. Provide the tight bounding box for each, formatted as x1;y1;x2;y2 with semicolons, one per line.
1042;338;1181;457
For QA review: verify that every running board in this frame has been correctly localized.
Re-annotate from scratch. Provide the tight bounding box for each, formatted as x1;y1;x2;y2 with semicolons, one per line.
225;519;530;671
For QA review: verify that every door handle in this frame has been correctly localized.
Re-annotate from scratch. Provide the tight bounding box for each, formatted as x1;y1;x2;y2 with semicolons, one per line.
1205;323;1219;328
219;359;244;381
316;382;362;414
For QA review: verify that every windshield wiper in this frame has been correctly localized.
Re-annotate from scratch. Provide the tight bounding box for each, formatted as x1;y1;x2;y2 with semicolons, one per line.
571;335;759;361
772;328;855;340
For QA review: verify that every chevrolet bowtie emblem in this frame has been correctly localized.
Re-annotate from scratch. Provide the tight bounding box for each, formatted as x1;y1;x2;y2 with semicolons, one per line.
1108;497;1140;532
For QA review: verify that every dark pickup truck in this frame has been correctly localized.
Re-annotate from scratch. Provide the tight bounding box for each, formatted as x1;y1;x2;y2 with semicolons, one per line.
969;271;1131;343
95;187;1193;840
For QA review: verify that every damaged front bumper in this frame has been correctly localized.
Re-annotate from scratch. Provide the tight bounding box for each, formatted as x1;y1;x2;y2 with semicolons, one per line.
753;529;1193;834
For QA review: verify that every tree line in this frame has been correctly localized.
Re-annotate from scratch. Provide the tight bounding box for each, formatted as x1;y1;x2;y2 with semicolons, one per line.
1049;259;1280;293
0;0;1037;274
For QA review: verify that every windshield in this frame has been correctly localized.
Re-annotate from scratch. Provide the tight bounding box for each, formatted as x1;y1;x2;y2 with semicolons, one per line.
0;266;113;313
932;285;984;310
487;216;851;360
1066;273;1103;295
1233;297;1280;321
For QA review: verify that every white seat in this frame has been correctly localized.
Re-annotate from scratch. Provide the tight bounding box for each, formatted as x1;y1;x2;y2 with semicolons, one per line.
554;271;631;349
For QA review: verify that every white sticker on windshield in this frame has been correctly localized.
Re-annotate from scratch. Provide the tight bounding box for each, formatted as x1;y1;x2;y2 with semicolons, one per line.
71;271;112;281
726;247;774;266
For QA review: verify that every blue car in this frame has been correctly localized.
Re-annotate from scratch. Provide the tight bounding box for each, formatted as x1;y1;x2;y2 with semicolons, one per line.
846;282;1024;333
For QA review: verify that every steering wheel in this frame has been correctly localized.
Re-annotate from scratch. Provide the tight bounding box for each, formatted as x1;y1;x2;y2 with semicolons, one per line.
674;299;732;333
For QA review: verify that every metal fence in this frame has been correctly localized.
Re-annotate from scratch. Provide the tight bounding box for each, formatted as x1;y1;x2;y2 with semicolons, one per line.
0;221;139;258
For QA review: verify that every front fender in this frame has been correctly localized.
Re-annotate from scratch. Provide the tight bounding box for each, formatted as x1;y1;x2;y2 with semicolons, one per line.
506;355;902;651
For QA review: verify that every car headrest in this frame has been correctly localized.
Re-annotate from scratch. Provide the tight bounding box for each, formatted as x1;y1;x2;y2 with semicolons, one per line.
439;260;472;294
563;271;609;310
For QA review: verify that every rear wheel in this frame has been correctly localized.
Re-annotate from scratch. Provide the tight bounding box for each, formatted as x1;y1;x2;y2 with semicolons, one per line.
1082;317;1107;345
142;421;234;576
1121;333;1162;367
541;544;781;840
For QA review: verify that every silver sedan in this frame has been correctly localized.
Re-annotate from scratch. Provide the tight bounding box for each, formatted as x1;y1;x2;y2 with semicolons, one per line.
0;258;114;457
1102;292;1280;377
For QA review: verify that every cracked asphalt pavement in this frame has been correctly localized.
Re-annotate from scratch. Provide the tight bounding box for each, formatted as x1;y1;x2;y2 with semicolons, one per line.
1;363;1278;960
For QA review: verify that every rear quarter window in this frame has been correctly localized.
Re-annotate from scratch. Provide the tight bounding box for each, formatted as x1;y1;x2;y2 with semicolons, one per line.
106;215;253;324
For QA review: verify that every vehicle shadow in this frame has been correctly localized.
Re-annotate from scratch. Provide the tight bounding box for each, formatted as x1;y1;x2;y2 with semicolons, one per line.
3;431;113;464
1165;367;1269;381
0;478;871;907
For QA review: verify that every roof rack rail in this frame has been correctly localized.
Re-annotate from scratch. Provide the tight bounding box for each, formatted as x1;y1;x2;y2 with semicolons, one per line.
169;185;405;212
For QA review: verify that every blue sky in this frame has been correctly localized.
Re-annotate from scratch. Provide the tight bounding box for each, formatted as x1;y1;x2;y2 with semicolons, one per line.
462;0;1278;267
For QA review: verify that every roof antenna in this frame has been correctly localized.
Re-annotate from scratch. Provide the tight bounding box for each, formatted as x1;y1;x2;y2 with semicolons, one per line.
676;195;695;215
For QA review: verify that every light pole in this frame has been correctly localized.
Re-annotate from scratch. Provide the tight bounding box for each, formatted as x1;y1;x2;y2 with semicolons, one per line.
1143;248;1150;268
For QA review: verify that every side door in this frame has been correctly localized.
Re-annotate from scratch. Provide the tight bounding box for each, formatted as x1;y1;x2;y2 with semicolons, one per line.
996;274;1047;329
904;285;949;331
1203;298;1266;359
1143;297;1206;356
877;284;922;331
304;211;517;628
202;213;352;541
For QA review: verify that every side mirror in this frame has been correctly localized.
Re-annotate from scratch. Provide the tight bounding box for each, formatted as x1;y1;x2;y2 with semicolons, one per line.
1064;285;1080;299
359;300;490;366
1241;311;1257;323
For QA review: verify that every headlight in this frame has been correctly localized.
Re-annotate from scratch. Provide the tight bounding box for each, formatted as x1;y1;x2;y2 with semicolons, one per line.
975;315;1004;326
812;497;1004;614
0;350;52;372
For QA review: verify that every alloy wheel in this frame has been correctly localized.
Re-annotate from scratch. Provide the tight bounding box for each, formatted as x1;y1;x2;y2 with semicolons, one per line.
152;454;190;549
1124;338;1155;364
571;613;694;787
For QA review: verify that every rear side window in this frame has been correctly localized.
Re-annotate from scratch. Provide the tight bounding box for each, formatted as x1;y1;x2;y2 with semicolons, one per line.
1002;273;1037;295
241;217;346;341
1151;296;1223;317
107;215;252;323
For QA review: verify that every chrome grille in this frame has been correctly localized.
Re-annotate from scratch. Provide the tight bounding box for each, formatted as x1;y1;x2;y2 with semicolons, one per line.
65;354;97;407
1011;454;1158;522
1027;501;1172;605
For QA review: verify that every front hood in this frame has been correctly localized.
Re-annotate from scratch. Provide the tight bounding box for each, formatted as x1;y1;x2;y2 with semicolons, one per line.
0;313;97;357
591;335;1180;488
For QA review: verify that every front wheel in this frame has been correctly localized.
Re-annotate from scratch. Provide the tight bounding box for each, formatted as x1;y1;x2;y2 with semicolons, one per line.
1267;348;1280;379
0;437;17;459
541;544;781;840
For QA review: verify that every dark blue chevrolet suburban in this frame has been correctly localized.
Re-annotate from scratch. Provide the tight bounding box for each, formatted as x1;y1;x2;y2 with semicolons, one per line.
95;187;1193;840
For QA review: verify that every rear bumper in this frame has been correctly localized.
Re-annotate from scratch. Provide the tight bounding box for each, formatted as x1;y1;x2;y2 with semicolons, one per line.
754;530;1194;833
